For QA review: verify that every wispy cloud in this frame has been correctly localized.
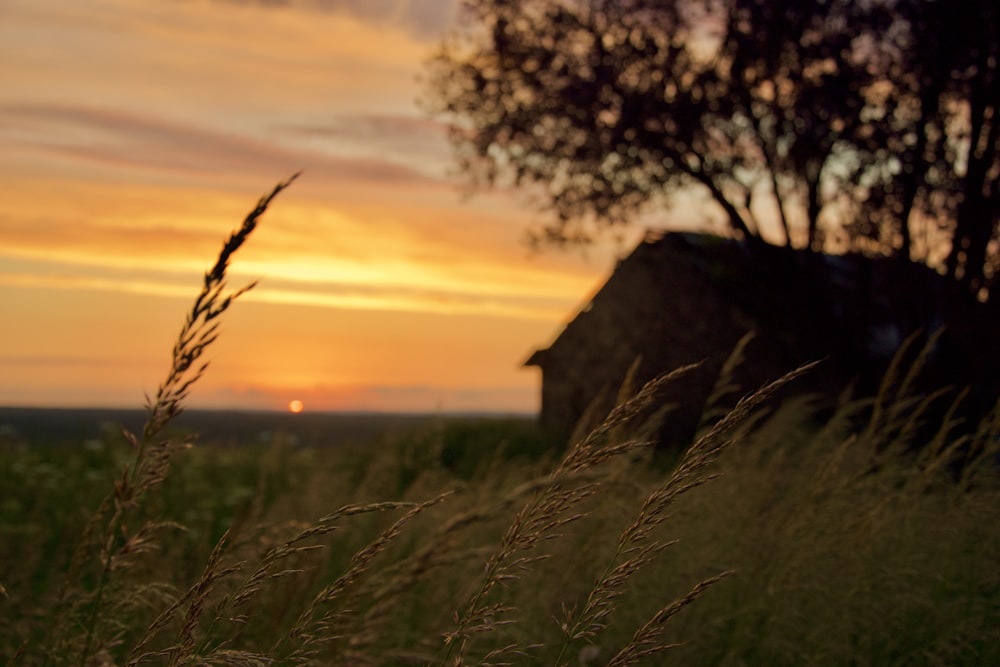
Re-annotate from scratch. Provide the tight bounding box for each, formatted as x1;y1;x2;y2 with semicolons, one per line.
0;249;581;321
0;166;603;327
0;104;439;187
1;0;435;123
0;356;127;368
200;0;459;40
274;114;450;173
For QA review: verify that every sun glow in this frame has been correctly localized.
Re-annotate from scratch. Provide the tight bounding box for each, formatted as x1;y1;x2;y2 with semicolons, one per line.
0;0;620;414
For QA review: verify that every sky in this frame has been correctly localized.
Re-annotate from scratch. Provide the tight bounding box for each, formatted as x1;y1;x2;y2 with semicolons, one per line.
0;0;673;414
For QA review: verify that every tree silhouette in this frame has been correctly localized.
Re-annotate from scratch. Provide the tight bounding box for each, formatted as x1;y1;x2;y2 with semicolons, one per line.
426;0;999;302
892;0;1000;298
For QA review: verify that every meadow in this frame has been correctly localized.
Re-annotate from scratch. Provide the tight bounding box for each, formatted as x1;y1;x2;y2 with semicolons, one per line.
2;178;998;666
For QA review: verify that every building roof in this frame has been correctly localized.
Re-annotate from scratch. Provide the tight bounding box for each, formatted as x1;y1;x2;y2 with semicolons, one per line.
524;230;1000;441
527;230;956;370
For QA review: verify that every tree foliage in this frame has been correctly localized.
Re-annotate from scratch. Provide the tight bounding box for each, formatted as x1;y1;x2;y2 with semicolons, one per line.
426;0;1000;301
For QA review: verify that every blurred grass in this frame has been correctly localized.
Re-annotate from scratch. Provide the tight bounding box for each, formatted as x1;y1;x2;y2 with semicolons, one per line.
2;398;997;665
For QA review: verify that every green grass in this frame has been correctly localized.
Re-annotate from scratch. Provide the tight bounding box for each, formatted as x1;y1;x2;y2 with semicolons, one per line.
1;179;997;665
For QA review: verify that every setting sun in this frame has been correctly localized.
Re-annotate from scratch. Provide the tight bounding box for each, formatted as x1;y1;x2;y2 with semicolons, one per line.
288;399;304;414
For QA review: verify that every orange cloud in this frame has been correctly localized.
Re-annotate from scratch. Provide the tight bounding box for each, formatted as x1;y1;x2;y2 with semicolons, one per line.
189;0;460;42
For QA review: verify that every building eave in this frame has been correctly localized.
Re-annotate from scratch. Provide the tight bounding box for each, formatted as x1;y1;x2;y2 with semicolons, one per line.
523;348;547;368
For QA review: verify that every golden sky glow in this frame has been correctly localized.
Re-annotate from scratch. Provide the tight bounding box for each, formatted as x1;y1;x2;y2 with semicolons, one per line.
0;0;673;413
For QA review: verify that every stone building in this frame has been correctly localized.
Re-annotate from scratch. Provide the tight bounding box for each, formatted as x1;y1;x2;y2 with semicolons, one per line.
524;231;988;445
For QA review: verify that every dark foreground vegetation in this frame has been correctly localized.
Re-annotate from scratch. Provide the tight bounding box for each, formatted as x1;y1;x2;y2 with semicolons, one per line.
1;180;997;666
2;365;998;666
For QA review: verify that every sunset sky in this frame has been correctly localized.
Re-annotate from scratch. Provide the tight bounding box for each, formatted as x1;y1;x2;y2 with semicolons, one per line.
0;0;695;414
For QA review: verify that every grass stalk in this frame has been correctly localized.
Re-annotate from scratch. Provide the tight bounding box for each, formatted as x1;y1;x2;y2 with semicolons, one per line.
66;174;299;666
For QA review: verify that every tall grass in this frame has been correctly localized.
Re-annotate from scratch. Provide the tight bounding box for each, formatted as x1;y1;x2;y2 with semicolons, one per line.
1;179;997;665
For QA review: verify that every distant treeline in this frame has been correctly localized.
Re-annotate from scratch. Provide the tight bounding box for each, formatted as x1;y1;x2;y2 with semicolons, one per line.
0;408;533;449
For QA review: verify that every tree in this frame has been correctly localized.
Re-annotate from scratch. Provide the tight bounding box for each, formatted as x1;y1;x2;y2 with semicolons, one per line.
718;0;889;251
426;0;1000;301
891;0;1000;298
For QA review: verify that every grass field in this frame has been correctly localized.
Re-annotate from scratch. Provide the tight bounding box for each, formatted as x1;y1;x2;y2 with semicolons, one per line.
2;376;998;666
2;179;997;665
